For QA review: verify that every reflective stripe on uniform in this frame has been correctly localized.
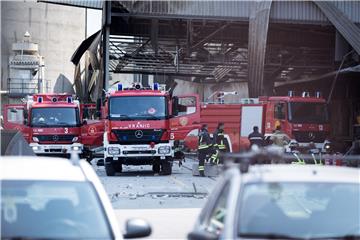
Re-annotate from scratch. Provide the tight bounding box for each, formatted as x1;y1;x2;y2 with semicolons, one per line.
249;137;263;140
312;153;323;165
218;144;226;150
198;135;210;149
198;145;210;149
198;166;205;170
292;153;305;164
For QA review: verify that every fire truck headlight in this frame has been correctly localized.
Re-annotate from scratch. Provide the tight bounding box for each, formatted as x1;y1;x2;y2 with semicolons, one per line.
108;147;120;155
32;146;40;151
72;146;80;151
158;146;171;154
72;137;79;142
32;137;39;142
324;143;331;150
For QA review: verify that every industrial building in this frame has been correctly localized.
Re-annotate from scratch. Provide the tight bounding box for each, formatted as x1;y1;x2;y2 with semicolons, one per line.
1;0;85;103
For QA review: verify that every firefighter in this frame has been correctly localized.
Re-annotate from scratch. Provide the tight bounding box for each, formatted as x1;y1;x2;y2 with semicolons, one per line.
210;122;227;165
198;124;212;177
270;125;291;147
248;126;265;148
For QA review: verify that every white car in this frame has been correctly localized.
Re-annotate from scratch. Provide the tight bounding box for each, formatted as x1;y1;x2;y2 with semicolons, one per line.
1;156;151;239
188;160;360;240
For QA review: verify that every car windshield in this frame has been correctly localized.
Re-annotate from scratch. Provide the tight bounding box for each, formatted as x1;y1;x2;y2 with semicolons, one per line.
31;107;80;127
288;102;328;124
1;180;112;239
238;182;360;239
109;96;167;120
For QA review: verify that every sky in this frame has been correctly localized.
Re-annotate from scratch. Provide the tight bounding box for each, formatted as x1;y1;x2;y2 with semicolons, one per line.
87;9;102;37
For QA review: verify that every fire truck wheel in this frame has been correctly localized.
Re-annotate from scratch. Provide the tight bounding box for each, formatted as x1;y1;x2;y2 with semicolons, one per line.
152;163;160;173
113;163;123;173
105;158;116;176
160;161;172;175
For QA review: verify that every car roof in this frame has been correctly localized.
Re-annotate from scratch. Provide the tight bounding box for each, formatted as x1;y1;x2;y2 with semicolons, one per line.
239;165;360;184
1;156;86;181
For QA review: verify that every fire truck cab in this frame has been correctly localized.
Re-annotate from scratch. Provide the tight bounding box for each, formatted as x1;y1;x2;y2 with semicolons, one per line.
263;91;330;153
102;83;200;176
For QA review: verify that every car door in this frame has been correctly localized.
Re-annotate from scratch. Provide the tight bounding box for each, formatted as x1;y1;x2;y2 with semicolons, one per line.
189;177;232;240
3;104;30;142
169;94;200;140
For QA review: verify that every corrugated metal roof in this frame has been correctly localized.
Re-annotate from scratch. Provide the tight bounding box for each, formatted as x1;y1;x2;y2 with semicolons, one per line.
38;1;360;24
38;0;103;9
270;1;360;24
119;1;360;24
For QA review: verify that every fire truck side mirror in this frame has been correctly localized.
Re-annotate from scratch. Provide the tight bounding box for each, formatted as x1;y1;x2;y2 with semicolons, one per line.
82;107;89;119
96;98;102;118
96;98;102;112
172;97;179;116
23;109;29;125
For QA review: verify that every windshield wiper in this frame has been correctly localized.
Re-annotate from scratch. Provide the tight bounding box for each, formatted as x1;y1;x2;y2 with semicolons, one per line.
239;233;306;239
110;114;132;120
55;122;75;126
311;235;360;240
144;116;161;120
137;113;162;120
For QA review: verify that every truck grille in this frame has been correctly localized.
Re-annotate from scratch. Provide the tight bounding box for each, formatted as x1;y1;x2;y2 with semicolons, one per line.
37;135;75;143
112;129;164;144
123;150;157;155
292;131;326;143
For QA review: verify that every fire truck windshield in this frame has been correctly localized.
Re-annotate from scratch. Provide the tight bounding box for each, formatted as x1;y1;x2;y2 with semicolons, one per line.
288;102;328;124
31;107;80;127
109;96;167;120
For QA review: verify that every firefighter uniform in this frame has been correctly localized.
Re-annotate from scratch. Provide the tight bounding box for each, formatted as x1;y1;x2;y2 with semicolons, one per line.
210;128;227;165
198;126;212;177
248;127;265;148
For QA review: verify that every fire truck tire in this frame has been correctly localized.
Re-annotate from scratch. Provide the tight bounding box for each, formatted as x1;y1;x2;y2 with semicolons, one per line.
105;158;116;176
152;163;160;173
160;161;172;175
113;163;123;173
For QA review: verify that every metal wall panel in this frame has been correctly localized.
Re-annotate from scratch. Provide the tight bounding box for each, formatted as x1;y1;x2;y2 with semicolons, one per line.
39;0;103;9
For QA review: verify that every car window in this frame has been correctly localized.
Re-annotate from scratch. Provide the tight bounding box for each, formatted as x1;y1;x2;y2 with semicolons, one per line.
274;103;285;119
177;96;196;116
238;182;360;239
204;183;230;236
1;180;112;239
7;108;24;123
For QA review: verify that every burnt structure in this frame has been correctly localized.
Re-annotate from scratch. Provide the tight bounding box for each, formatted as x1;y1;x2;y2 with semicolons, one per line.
41;0;360;150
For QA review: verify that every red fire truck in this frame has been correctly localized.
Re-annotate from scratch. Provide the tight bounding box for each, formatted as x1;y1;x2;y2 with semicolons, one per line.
101;83;200;176
185;91;331;153
3;93;103;159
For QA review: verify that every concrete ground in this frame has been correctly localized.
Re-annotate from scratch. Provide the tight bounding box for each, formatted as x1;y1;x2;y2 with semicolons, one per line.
93;158;217;239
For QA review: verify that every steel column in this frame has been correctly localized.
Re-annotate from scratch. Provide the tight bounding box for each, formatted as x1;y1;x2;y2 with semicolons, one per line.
101;1;111;97
247;0;272;97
